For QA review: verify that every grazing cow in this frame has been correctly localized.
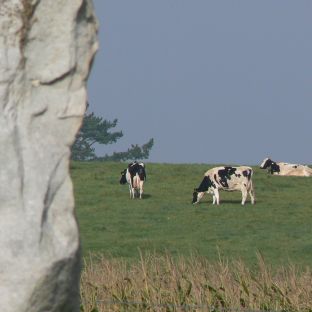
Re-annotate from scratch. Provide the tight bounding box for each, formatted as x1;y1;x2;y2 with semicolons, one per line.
260;158;312;176
120;161;146;199
192;166;255;205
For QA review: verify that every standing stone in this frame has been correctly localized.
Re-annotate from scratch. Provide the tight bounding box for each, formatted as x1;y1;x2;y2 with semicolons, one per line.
0;0;98;311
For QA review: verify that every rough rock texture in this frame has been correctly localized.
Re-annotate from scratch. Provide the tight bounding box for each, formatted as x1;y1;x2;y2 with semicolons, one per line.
0;0;98;310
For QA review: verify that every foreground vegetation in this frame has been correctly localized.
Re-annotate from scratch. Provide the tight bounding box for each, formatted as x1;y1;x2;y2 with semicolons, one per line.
80;252;312;312
72;161;312;311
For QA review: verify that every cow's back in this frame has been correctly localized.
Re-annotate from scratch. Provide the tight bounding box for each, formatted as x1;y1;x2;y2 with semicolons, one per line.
276;163;312;176
205;166;253;191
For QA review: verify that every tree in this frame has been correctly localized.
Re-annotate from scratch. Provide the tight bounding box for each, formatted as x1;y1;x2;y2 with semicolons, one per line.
98;138;154;162
71;110;154;161
71;112;123;161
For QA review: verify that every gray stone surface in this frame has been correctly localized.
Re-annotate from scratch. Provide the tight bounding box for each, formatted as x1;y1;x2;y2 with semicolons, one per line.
0;0;98;310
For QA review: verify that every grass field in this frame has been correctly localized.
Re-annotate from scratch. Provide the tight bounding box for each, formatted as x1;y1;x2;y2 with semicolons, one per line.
72;161;312;267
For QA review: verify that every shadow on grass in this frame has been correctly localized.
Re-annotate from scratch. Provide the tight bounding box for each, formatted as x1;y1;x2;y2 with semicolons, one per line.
142;194;152;199
220;199;257;204
194;199;259;205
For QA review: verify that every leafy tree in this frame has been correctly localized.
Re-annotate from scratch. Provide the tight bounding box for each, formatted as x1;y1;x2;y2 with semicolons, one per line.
98;138;154;162
71;110;154;161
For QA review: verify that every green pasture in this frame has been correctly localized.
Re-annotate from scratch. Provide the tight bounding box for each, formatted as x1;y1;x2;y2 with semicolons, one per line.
72;162;312;267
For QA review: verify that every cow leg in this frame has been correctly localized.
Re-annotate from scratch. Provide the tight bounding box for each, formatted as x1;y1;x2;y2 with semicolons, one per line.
139;181;144;199
128;185;133;198
132;176;138;199
241;187;248;205
131;188;135;199
129;183;136;199
248;181;255;204
212;194;216;205
213;189;220;205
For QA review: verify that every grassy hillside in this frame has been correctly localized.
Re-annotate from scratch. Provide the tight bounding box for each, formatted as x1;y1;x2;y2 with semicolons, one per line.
72;162;312;267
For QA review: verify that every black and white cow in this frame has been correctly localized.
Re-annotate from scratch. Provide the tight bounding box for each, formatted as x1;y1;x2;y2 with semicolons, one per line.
192;166;255;205
120;161;146;199
260;158;312;176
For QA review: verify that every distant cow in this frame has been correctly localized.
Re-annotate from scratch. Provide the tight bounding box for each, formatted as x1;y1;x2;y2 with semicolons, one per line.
120;161;146;199
260;158;312;177
192;166;255;205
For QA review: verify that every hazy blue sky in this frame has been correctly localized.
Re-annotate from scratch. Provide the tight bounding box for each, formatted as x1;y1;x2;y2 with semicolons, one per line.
88;1;312;165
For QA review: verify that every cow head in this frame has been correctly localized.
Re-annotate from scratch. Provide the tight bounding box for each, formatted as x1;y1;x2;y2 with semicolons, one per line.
192;176;213;204
192;188;205;204
260;158;272;169
119;169;127;184
260;158;280;174
192;189;199;204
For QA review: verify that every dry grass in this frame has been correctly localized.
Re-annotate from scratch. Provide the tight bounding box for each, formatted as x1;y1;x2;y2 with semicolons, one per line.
80;252;312;312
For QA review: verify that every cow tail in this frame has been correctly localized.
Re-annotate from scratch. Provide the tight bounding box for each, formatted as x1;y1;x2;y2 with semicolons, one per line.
248;169;254;191
248;179;254;192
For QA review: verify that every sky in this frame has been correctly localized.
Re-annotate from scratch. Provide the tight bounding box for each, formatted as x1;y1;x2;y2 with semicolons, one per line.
87;0;312;165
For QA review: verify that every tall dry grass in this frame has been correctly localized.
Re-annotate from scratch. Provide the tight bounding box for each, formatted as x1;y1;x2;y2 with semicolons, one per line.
80;252;312;312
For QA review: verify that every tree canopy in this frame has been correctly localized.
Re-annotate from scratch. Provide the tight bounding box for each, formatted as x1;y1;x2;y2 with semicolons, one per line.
97;139;154;162
71;110;154;161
